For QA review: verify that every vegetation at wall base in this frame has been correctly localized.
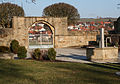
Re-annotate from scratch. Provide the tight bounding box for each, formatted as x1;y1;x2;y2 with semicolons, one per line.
48;48;56;61
33;48;42;60
10;40;19;54
0;46;10;53
17;46;27;59
42;50;49;60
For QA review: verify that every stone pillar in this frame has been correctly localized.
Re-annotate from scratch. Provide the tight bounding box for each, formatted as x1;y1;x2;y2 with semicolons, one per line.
99;28;104;48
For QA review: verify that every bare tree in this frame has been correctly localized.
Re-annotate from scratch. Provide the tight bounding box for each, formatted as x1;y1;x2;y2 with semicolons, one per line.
0;0;36;3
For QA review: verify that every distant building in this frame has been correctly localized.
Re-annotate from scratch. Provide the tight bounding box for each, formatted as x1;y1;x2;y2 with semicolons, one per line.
68;20;114;31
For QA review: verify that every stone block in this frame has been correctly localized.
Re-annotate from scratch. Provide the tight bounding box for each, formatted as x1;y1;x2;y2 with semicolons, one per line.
0;53;15;59
86;47;118;62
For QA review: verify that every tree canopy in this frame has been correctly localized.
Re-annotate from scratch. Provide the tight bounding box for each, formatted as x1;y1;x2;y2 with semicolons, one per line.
114;17;120;33
0;3;25;28
43;3;80;25
117;17;120;22
0;0;35;3
116;17;120;33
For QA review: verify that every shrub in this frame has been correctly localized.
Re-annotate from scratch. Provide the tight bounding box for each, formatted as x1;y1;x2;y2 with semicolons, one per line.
48;48;56;61
33;48;42;60
42;50;49;60
0;46;10;53
17;46;27;59
115;43;118;47
107;43;114;47
10;40;19;54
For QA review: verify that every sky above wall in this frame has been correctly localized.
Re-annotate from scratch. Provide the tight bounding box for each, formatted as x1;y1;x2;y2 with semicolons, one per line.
1;0;120;18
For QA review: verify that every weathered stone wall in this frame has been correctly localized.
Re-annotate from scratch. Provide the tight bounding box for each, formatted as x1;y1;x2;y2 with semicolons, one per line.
0;28;13;47
13;16;68;35
68;30;100;36
86;47;118;62
55;34;97;48
12;16;67;49
54;30;100;48
0;16;100;48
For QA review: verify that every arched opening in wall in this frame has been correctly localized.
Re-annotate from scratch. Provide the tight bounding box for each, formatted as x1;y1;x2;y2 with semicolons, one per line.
28;21;54;49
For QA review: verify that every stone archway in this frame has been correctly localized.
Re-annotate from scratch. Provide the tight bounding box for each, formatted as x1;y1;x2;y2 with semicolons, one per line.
28;20;55;49
12;16;67;49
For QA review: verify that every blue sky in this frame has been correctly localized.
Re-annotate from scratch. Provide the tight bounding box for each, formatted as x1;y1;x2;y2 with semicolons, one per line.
2;0;120;18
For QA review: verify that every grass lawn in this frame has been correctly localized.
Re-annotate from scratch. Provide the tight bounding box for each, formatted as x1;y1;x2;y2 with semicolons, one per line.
0;59;120;84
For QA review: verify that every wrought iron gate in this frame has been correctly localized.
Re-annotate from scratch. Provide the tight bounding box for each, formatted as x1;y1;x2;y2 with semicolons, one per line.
29;22;53;48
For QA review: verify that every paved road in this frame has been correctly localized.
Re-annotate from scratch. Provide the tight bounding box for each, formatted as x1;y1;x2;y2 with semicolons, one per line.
55;48;91;63
27;48;120;63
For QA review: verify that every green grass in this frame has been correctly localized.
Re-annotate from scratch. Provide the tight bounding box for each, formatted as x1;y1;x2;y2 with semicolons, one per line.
0;59;120;84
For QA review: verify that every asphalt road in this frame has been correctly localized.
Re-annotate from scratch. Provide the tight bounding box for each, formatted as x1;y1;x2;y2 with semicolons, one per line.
27;48;120;63
55;48;91;63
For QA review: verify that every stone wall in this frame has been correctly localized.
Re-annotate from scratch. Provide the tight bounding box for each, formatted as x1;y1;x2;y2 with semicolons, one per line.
12;16;68;35
0;16;100;48
0;28;13;47
68;30;100;36
12;16;67;49
86;47;118;62
55;34;97;48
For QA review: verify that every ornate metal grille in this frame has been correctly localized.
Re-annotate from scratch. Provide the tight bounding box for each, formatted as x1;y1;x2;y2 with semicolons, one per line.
29;22;53;48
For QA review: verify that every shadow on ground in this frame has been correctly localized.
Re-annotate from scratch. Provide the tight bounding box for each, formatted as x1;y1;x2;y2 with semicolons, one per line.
87;63;120;71
57;53;88;61
0;60;36;83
